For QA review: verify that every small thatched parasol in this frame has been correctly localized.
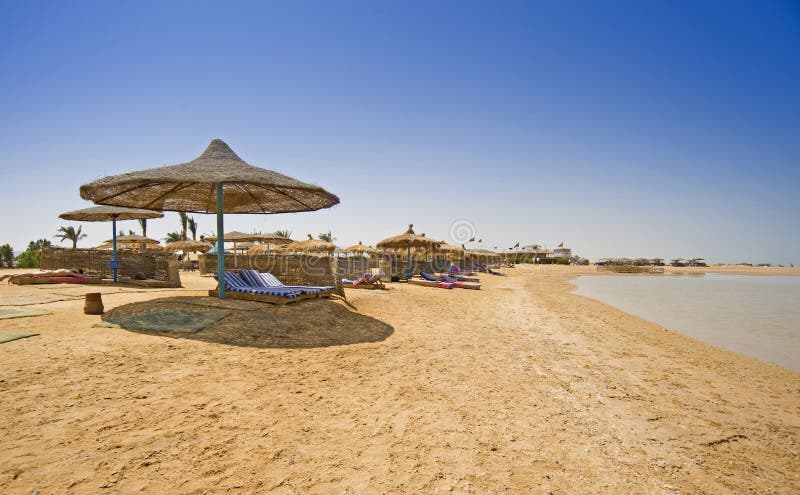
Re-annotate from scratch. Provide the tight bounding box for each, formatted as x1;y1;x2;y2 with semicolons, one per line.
106;234;161;245
164;240;214;253
232;242;255;252
247;243;288;255
345;241;380;256
376;224;437;278
79;139;339;298
204;231;264;267
437;241;465;257
284;234;336;254
59;205;164;282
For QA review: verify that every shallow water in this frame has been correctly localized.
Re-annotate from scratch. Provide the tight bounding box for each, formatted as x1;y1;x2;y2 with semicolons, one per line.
572;274;800;371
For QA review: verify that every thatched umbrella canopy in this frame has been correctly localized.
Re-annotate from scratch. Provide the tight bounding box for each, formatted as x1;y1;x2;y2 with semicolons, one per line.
79;139;339;298
232;242;255;252
93;242;113;250
255;233;293;244
436;241;464;256
205;231;262;243
204;231;263;266
59;205;164;282
106;234;161;245
250;232;293;255
247;243;289;255
164;240;214;253
284;234;336;254
345;241;380;256
377;224;437;277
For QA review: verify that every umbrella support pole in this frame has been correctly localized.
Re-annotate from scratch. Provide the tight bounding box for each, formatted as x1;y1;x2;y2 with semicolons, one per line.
216;183;226;299
111;218;118;282
406;247;412;280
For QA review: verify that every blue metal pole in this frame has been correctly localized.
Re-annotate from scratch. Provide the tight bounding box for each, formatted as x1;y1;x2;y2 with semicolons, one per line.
216;183;225;299
111;218;118;282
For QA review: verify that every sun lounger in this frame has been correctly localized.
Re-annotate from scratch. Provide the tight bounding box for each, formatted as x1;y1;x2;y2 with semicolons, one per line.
473;263;503;275
210;272;306;304
241;270;334;298
343;272;386;289
449;265;475;276
408;279;453;289
440;274;481;289
413;272;454;288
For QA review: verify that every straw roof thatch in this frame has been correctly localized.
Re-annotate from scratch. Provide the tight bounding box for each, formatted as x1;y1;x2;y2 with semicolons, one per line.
231;242;255;251
164;240;213;253
105;234;161;244
93;242;113;250
247;243;289;254
376;224;437;249
255;233;293;244
436;241;465;255
79;139;340;214
468;248;502;259
205;231;263;243
345;241;380;255
59;205;164;222
284;234;336;254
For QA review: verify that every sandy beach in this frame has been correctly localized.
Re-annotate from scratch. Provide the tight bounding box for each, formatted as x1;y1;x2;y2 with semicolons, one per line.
1;266;798;494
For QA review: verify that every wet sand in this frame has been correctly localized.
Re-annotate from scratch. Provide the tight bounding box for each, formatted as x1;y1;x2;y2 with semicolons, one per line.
1;267;798;493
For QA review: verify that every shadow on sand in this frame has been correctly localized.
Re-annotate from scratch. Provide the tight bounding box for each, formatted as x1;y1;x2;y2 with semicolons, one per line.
103;296;394;349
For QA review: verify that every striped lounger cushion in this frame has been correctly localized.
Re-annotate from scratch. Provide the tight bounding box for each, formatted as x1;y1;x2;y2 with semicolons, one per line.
257;272;333;294
222;272;301;298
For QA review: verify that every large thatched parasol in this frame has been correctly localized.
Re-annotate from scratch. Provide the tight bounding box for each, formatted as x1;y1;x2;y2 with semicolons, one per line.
376;224;437;278
79;139;339;298
284;234;336;254
59;205;164;282
164;240;213;253
345;241;380;256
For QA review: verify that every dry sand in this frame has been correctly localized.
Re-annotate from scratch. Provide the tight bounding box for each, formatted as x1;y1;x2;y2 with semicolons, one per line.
0;266;798;494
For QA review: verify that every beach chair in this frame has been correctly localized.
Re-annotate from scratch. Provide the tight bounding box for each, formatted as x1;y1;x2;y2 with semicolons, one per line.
243;270;335;298
440;274;481;290
342;272;387;289
473;263;503;275
449;264;475;276
410;272;454;288
210;272;305;304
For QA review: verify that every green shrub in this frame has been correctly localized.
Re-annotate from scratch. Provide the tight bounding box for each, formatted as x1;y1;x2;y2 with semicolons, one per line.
16;249;41;268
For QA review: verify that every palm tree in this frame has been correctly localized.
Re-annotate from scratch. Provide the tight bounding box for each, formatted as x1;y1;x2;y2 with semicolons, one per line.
138;218;148;238
187;217;198;240
164;232;181;244
54;225;87;249
318;230;335;243
274;229;292;239
178;212;189;241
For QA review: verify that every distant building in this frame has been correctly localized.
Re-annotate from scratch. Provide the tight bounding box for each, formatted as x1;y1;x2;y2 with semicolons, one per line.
552;246;572;259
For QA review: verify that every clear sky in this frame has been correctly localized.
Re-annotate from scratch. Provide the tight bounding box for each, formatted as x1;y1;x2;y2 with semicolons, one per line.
1;1;798;264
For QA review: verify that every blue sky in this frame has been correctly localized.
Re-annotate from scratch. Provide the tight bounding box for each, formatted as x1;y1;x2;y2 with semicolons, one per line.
1;1;798;264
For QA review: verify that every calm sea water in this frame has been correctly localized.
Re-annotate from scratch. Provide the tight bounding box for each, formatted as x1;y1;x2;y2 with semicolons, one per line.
571;274;800;371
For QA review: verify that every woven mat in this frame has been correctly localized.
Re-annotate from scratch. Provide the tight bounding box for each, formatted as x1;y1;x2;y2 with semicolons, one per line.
0;306;50;319
157;296;263;311
0;331;39;343
107;308;231;334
